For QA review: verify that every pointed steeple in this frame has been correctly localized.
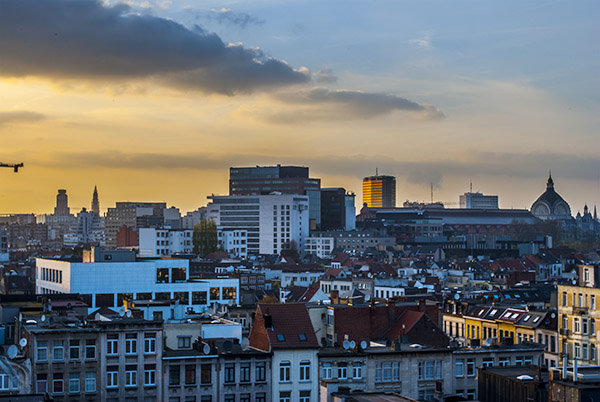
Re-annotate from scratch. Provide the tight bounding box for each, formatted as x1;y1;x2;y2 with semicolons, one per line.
594;205;598;220
91;186;100;214
546;171;554;190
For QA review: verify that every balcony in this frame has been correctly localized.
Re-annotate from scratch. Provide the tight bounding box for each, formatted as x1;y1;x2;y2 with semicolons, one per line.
559;328;571;336
573;306;589;315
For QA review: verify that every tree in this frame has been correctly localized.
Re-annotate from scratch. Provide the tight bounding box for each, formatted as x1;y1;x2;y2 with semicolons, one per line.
193;218;218;257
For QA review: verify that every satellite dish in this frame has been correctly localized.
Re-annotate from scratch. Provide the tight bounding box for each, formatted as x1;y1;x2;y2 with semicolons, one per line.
360;341;368;350
454;293;460;300
7;345;18;359
350;340;356;349
119;308;125;318
484;338;492;347
203;343;211;355
343;340;350;350
19;338;27;348
241;337;250;351
551;313;556;319
126;310;133;318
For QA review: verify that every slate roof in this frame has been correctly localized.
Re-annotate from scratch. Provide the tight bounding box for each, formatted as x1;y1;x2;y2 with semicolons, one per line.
382;310;425;339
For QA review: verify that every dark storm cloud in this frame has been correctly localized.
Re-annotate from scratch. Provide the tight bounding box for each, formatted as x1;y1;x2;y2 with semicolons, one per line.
266;88;444;123
0;0;309;94
208;8;265;29
0;111;45;127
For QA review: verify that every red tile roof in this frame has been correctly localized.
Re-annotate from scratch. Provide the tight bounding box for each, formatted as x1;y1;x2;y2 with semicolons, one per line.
257;303;319;349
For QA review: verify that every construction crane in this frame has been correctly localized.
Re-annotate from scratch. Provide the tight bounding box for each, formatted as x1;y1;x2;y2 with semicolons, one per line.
0;162;24;172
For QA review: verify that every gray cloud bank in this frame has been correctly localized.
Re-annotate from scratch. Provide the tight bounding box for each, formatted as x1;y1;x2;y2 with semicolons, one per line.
0;0;308;94
0;111;45;127
265;88;444;123
37;150;599;188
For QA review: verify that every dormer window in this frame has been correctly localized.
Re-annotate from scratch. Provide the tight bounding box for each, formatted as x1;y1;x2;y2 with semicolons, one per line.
276;334;286;342
298;333;307;342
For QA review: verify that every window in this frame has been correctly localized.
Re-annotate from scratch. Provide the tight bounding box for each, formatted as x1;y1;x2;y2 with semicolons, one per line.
170;365;180;386
516;356;524;366
126;366;137;387
178;336;191;349
300;361;311;381
106;334;118;355
592;295;596;310
593;320;596;335
353;362;363;379
36;374;47;393
68;373;79;394
279;391;291;402
280;361;291;382
256;393;266;402
592;344;596;362
37;341;48;362
322;362;332;379
575;343;581;359
583;319;589;335
224;363;235;383
483;358;494;367
299;390;311;402
583;344;589;360
52;373;64;394
455;359;464;377
338;362;348;379
224;395;235;402
85;339;96;360
144;333;156;354
575;318;581;334
185;364;196;385
145;364;156;386
210;287;220;300
222;287;237;300
201;364;212;384
192;291;208;305
467;359;475;376
85;372;95;393
107;367;118;388
126;333;137;354
240;394;250;402
255;362;266;382
53;340;64;361
240;363;250;383
384;363;393;381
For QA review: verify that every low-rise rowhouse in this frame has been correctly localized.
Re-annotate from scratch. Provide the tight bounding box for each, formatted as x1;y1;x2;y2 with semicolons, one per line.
163;340;271;402
22;309;163;402
250;303;320;402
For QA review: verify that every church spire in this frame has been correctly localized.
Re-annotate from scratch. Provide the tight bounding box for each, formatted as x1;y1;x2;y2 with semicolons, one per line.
546;171;554;190
91;186;100;214
595;205;598;220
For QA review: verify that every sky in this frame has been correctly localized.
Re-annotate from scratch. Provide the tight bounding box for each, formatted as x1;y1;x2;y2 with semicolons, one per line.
1;0;598;215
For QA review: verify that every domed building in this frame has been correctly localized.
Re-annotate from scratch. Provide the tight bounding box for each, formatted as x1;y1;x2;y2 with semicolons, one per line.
531;173;572;221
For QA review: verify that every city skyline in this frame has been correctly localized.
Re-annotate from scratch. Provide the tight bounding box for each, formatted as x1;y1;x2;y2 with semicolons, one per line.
1;0;598;214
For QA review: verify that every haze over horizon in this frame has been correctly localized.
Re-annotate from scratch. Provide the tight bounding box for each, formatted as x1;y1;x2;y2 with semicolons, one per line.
1;0;598;215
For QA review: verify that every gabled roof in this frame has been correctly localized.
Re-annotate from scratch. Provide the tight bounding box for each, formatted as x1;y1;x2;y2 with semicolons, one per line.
383;310;425;339
255;303;319;350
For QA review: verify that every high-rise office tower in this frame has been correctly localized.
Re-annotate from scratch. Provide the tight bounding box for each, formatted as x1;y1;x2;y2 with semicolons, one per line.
54;189;70;215
91;186;100;214
362;175;396;208
229;164;321;229
320;188;356;231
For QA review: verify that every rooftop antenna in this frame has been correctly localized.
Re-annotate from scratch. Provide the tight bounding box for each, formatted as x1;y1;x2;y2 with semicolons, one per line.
376;167;378;176
470;180;472;193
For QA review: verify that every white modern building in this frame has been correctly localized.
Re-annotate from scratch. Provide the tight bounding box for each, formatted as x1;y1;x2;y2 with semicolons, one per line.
304;237;335;259
36;249;239;313
138;228;193;257
207;194;309;256
459;192;499;209
217;229;248;259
